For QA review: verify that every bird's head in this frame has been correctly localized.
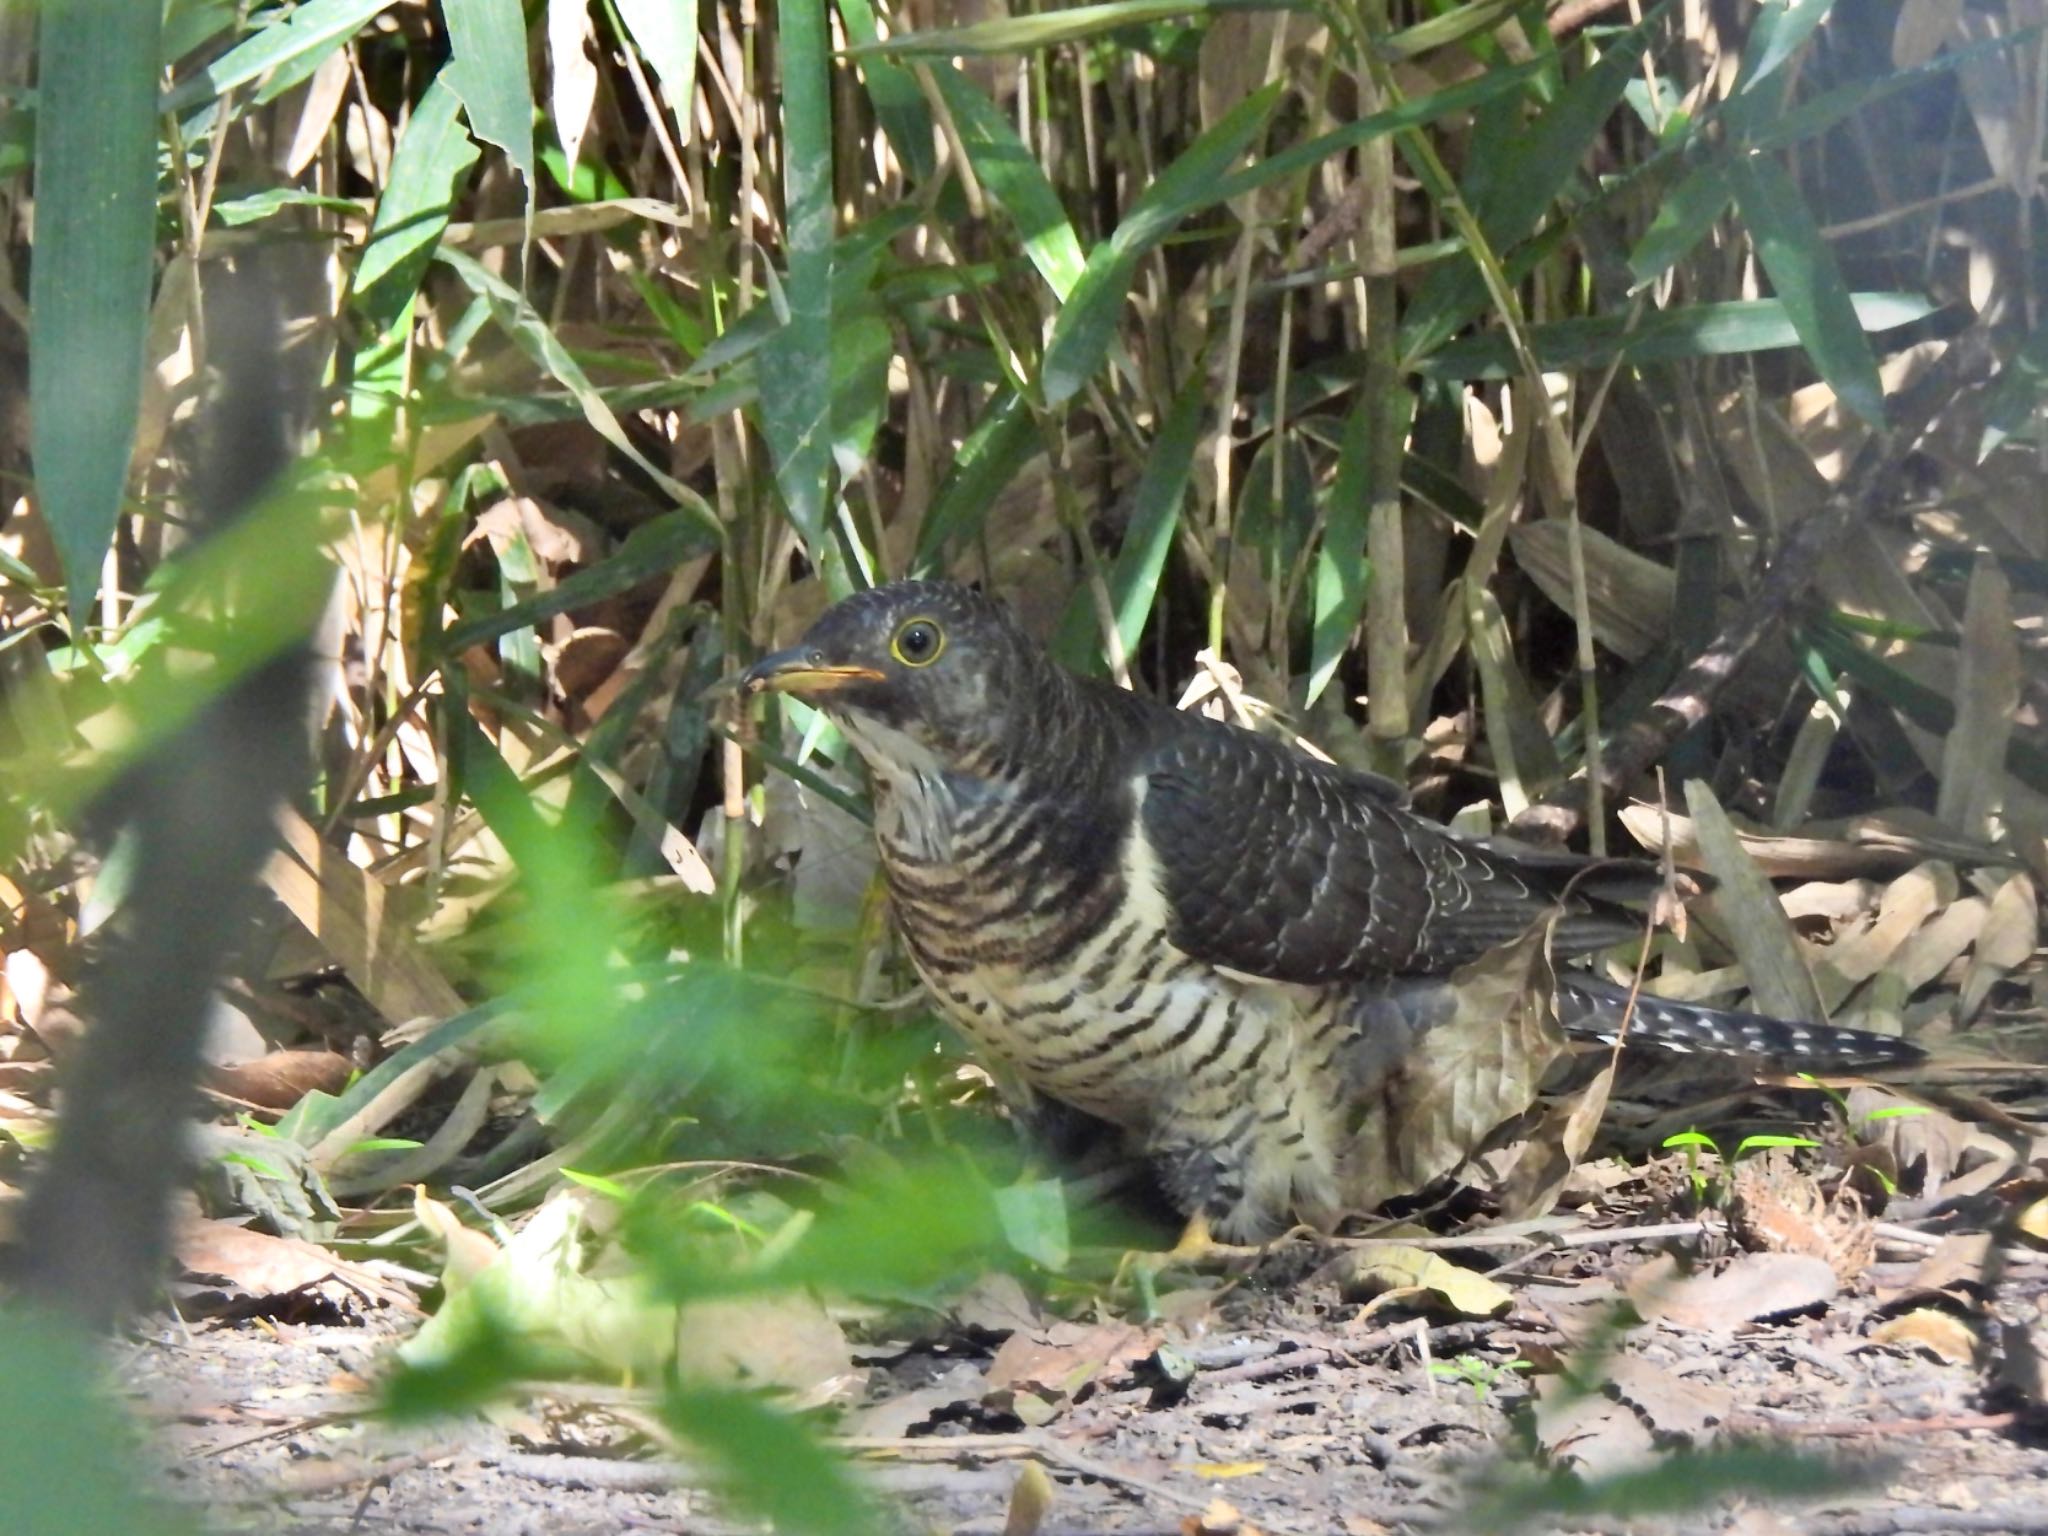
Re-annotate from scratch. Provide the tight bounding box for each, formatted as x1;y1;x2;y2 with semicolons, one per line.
738;580;1044;777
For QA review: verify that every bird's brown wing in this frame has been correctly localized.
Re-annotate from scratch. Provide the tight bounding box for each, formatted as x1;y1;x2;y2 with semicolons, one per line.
1136;724;1644;983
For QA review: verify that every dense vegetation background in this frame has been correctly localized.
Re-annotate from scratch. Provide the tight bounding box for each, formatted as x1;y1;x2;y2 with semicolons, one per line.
1;0;2045;1527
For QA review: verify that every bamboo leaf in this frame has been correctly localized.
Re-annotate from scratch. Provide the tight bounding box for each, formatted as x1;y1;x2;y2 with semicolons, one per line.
31;0;161;616
354;75;481;328
443;0;537;204
912;391;1039;568
1627;161;1734;286
1417;293;1933;378
437;249;720;531
1043;83;1281;404
1731;154;1886;426
757;0;836;551
612;0;702;139
1684;779;1829;1025
1403;10;1655;355
848;0;1301;57
934;69;1086;299
162;0;398;112
1052;378;1205;671
1306;391;1372;706
834;0;934;178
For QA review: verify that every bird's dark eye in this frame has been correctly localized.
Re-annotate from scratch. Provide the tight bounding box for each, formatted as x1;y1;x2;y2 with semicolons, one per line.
891;618;945;667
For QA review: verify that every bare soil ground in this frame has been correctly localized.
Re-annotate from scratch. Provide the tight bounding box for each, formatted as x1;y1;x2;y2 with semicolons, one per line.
128;1225;2048;1536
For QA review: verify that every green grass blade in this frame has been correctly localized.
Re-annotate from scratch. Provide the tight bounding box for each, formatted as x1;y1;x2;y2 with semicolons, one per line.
437;511;721;657
443;0;536;206
1051;376;1204;671
1209;57;1547;207
1379;0;1524;60
1976;327;2048;461
1726;0;1835;129
31;0;161;617
1731;155;1885;426
757;0;836;552
1043;82;1282;404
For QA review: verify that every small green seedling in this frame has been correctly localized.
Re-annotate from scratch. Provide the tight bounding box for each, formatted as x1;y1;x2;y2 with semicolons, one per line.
1660;1128;1821;1205
1427;1354;1532;1403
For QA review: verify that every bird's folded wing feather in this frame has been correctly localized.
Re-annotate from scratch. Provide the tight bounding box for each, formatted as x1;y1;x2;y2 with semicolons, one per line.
1135;726;1641;983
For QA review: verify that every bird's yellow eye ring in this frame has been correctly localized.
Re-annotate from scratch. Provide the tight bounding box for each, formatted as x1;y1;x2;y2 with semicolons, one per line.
890;617;946;667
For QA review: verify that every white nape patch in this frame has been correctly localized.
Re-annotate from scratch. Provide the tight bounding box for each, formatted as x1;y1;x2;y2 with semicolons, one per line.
1119;777;1177;945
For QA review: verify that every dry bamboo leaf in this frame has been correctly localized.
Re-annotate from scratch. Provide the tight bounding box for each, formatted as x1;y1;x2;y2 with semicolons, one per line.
673;1295;854;1399
1936;556;2018;841
1894;0;1965;69
265;807;466;1028
1713;389;1832;517
1507;521;1674;662
1888;894;1988;992
546;0;599;178
1683;781;1828;1024
1780;879;1882;922
1815;861;1956;993
1532;1355;1729;1479
282;50;353;177
207;1049;355;1111
1618;803;1922;879
1956;10;2042;197
1960;871;2038;1022
1906;1231;1993;1293
1466;585;1561;817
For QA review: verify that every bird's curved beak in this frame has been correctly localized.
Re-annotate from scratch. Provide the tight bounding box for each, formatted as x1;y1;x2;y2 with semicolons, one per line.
736;646;886;698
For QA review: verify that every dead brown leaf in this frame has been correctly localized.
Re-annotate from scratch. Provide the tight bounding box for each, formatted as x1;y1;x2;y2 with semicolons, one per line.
984;1321;1157;1422
1866;1307;1983;1367
176;1216;417;1319
1626;1251;1837;1331
1618;805;1922;880
1533;1352;1731;1478
673;1295;853;1400
1342;924;1566;1208
207;1048;355;1110
1337;1244;1514;1320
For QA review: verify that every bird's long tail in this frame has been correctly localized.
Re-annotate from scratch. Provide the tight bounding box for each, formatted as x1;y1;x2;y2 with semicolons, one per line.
1559;975;1922;1069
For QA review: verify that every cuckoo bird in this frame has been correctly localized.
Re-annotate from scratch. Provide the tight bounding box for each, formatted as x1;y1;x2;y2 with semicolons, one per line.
741;581;1920;1241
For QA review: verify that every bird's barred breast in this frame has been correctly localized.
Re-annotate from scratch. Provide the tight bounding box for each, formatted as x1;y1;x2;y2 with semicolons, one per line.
880;785;1265;1119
